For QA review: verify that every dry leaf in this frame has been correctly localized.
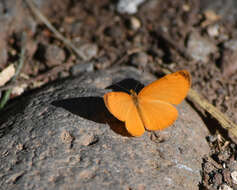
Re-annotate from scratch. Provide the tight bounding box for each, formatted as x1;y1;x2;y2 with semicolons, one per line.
0;64;15;87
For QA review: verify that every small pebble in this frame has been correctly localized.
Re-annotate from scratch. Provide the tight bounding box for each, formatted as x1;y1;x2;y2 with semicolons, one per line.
130;17;141;30
94;56;111;69
186;32;217;63
117;0;146;14
131;52;148;68
77;43;98;61
61;130;74;144
12;84;27;96
231;171;237;184
45;45;65;67
70;62;94;76
80;133;98;146
16;144;24;151
207;24;219;37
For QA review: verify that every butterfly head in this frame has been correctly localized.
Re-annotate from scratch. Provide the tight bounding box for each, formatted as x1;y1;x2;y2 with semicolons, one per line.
130;89;138;97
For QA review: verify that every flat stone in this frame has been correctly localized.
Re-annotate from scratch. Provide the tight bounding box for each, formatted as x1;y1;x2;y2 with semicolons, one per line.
186;32;217;63
0;67;210;190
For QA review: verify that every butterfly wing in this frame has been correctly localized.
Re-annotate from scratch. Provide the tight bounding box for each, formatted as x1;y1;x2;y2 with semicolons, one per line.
104;92;145;136
139;98;178;131
138;70;191;105
104;92;132;121
125;100;145;136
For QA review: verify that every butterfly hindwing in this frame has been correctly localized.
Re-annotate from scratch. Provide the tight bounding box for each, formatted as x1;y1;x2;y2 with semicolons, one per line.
104;91;145;136
138;98;178;131
125;100;145;136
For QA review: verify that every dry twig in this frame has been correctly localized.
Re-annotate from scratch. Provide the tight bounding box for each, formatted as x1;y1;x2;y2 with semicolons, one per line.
24;0;87;60
0;62;73;92
0;33;26;110
188;89;237;138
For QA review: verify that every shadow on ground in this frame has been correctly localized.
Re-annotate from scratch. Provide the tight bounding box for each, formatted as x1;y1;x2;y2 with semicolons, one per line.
52;78;145;137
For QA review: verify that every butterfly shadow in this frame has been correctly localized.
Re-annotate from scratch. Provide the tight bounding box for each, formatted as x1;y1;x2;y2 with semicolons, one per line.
52;78;144;137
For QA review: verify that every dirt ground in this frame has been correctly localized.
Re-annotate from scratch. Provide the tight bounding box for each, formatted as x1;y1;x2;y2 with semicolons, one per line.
1;0;237;189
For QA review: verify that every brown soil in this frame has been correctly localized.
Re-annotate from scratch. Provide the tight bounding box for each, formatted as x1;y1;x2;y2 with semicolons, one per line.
1;0;237;189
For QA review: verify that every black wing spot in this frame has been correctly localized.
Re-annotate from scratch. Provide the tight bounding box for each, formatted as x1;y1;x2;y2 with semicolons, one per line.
178;70;191;85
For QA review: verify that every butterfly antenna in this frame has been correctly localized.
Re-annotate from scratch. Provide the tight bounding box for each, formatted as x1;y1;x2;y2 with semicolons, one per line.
134;69;144;93
133;82;140;93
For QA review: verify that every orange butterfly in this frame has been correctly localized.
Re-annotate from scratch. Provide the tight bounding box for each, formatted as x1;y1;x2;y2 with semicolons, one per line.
103;70;191;137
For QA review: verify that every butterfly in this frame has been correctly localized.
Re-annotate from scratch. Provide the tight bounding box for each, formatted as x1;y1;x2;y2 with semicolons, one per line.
103;70;191;137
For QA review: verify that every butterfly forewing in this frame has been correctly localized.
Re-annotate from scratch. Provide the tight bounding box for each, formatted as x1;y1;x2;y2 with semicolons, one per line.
138;70;191;105
104;92;133;121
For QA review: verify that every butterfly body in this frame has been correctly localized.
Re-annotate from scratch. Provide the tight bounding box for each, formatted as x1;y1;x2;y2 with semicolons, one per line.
104;70;191;137
130;89;139;106
130;89;146;128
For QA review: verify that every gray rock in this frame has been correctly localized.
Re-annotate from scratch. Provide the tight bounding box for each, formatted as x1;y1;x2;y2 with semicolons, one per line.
117;0;146;14
70;62;94;76
131;52;148;68
76;43;98;61
45;45;66;67
186;32;217;63
0;67;210;190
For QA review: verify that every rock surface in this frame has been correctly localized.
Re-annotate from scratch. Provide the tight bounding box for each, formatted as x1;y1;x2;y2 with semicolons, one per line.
186;32;217;63
0;67;210;190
